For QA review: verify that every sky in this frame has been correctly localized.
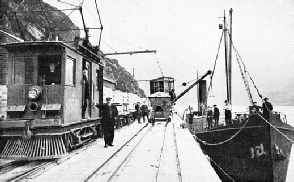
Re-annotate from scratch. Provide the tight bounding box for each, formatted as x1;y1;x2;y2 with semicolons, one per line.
44;0;294;110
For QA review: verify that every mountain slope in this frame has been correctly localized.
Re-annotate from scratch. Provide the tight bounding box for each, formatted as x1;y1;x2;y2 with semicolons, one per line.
0;0;145;97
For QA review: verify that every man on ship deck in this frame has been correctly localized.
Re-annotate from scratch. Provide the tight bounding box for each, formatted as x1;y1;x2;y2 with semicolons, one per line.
223;100;232;125
262;97;273;121
207;107;213;129
213;105;220;127
250;102;262;114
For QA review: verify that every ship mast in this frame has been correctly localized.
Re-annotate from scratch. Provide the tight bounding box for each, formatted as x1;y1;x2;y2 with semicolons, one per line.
228;9;233;105
223;9;233;105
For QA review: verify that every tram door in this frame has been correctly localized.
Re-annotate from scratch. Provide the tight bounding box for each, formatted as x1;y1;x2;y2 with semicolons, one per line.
82;60;92;118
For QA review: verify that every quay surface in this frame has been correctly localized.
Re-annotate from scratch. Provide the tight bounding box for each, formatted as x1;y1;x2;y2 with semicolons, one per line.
28;114;220;181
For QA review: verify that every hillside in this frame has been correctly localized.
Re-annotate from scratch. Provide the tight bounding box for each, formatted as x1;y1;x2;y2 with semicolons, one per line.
103;57;144;96
0;0;145;97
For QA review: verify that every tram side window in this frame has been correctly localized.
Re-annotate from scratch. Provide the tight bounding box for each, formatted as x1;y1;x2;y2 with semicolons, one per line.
152;81;164;93
164;80;169;92
96;69;99;91
65;57;76;85
13;57;34;84
38;55;61;85
153;82;158;93
13;57;25;84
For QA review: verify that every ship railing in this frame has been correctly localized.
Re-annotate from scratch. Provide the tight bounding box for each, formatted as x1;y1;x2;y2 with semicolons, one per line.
272;111;287;124
232;111;249;124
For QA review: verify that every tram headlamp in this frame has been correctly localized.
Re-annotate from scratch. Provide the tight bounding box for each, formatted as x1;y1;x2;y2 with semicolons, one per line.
29;89;38;99
28;86;42;100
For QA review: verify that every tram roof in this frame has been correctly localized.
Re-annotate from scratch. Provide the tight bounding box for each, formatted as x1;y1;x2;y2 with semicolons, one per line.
150;76;174;82
1;40;71;48
1;40;103;64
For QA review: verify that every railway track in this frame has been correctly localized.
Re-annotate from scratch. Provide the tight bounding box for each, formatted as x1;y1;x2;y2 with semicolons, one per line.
0;137;98;181
0;120;138;181
3;120;181;181
86;121;181;182
0;160;30;174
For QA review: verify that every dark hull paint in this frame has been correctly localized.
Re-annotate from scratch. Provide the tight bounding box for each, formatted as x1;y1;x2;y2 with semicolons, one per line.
195;113;294;181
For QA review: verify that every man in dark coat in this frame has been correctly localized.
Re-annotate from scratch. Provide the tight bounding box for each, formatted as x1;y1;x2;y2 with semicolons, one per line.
213;105;220;127
141;101;149;123
82;68;90;119
250;101;262;114
262;97;273;121
135;102;141;123
207;107;213;129
169;89;176;101
96;97;118;148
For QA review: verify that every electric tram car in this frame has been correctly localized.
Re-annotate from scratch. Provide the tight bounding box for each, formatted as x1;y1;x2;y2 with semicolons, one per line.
148;77;175;123
0;37;104;160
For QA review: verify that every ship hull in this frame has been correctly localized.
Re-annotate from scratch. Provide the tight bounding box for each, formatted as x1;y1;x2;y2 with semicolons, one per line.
195;113;294;181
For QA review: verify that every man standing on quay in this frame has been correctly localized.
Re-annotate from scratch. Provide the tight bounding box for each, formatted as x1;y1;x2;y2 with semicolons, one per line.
135;102;141;123
96;97;118;148
141;101;149;123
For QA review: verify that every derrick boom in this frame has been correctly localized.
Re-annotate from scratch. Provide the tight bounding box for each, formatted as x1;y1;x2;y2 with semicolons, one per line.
172;70;212;104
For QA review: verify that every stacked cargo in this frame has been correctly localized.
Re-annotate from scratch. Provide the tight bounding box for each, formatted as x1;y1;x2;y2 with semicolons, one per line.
0;85;7;119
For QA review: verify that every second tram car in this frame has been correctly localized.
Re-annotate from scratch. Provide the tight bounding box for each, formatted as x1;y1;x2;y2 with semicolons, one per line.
149;77;174;123
0;38;104;160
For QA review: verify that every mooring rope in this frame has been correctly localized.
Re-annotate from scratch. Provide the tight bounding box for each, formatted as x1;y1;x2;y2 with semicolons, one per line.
207;155;235;181
195;112;294;146
191;112;294;181
192;135;235;181
256;113;294;143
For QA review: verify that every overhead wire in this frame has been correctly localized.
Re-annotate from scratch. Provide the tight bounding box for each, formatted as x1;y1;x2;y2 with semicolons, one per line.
10;8;79;13
101;40;117;53
104;34;145;50
94;0;103;49
98;1;153;55
133;0;164;78
50;0;84;32
57;0;80;8
38;0;53;32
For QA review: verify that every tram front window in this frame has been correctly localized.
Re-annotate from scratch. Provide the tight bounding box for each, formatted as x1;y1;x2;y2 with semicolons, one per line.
13;57;34;84
38;55;61;85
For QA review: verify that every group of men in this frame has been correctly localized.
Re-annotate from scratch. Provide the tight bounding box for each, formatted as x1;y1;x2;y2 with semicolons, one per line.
206;104;220;129
134;101;150;124
95;98;150;148
206;97;273;129
82;66;151;148
252;97;273;120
